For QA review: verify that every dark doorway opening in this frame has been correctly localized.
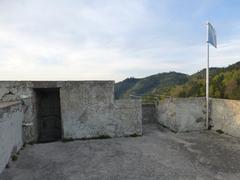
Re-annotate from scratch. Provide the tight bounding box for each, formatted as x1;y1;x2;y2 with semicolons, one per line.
35;88;62;143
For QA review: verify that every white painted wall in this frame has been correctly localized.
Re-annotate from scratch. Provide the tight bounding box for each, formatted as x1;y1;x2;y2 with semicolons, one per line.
0;101;23;174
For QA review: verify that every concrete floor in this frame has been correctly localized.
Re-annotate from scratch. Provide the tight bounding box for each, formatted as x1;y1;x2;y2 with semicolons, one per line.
1;124;240;180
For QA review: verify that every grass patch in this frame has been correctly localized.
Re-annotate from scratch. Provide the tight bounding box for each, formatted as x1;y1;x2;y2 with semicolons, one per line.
79;137;88;141
95;135;111;139
11;155;18;161
28;142;34;145
62;138;74;143
129;133;140;137
216;129;224;134
80;135;111;141
5;163;10;169
63;135;112;142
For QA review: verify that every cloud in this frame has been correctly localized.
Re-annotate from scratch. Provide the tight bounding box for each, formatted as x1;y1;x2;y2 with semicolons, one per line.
0;0;239;81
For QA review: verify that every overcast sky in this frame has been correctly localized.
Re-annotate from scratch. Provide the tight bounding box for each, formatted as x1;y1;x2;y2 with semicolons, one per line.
0;0;240;81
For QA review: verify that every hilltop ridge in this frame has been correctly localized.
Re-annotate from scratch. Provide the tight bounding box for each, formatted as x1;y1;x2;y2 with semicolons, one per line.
115;61;240;100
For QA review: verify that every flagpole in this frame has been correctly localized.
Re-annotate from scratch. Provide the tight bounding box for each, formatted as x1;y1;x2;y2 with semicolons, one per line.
205;22;217;129
206;42;209;129
206;22;209;129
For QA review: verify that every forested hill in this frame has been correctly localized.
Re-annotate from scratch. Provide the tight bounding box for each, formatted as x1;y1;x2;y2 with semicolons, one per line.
114;72;189;99
115;61;240;100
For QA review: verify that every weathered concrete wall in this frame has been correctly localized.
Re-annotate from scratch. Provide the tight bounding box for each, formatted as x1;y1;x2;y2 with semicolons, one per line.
210;98;240;138
60;81;115;139
0;101;23;173
156;97;240;137
61;82;142;139
156;97;206;132
0;81;142;141
113;99;142;136
0;81;61;143
142;104;157;124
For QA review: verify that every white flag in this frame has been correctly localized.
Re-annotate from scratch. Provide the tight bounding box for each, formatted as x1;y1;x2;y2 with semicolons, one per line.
207;22;217;48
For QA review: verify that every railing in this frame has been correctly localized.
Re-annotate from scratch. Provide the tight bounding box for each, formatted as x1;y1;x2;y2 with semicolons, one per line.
129;94;168;105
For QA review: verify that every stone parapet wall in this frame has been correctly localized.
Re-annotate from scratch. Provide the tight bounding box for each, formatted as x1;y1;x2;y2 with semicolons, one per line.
61;81;115;139
211;98;240;138
0;81;142;142
156;97;240;138
113;99;142;137
156;97;206;132
60;82;142;139
0;101;24;173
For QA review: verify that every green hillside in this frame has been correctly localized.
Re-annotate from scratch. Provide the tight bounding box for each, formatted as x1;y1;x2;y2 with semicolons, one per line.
114;77;140;99
114;72;189;99
169;61;240;99
115;61;240;101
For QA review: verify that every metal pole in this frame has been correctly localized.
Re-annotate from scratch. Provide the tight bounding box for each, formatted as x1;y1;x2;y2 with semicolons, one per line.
206;41;209;129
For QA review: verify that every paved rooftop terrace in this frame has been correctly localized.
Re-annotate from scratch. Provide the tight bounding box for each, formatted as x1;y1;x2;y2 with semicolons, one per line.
1;124;240;180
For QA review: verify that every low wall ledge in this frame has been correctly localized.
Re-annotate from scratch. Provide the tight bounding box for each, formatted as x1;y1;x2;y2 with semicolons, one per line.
0;101;22;109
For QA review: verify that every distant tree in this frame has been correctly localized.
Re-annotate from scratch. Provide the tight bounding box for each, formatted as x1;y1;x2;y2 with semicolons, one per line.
210;73;224;98
115;61;240;101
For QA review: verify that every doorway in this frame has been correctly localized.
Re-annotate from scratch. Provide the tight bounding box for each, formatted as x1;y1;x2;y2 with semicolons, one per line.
35;88;62;142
